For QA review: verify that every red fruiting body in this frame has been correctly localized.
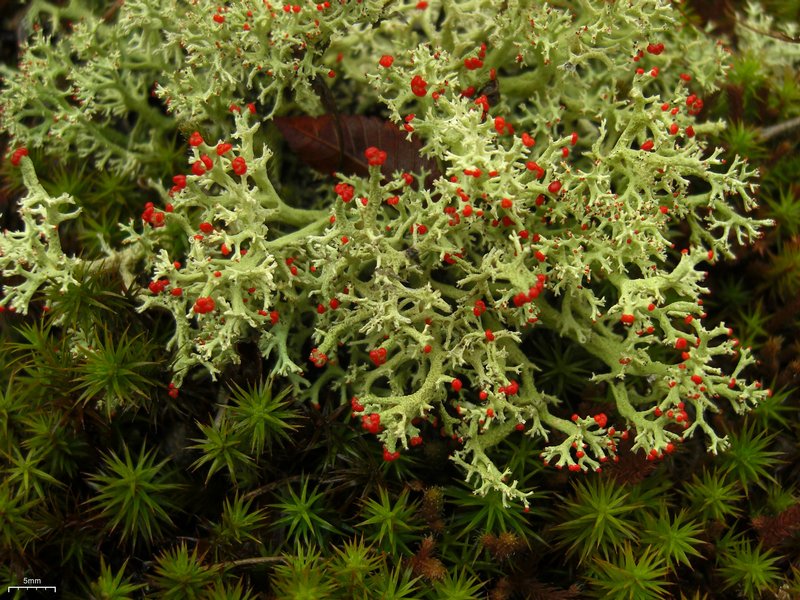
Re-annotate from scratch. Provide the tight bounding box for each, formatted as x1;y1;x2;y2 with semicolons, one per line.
361;413;381;434
504;380;519;396
464;57;483;70
594;413;608;428
191;161;206;176
473;300;486;316
691;374;703;385
310;347;328;367
409;436;423;447
451;378;463;392
521;132;535;147
199;222;214;234
383;448;400;461
675;338;688;350
423;344;432;353
640;140;654;151
335;182;354;202
646;42;664;54
216;142;232;155
364;146;387;166
526;161;545;179
149;211;165;227
501;198;513;209
620;313;635;325
369;347;388;366
231;157;247;175
170;288;182;297
485;329;495;341
547;180;562;194
172;174;187;189
10;148;28;166
193;296;216;314
148;279;168;294
188;131;204;146
213;13;224;23
201;154;213;170
379;55;394;67
410;75;428;97
351;396;364;412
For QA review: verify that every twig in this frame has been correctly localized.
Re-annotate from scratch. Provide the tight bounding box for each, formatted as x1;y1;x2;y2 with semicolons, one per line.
242;474;318;501
758;116;800;142
734;15;800;44
102;0;125;22
214;556;286;569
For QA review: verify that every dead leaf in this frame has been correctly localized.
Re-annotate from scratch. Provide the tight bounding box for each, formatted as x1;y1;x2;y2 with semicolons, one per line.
273;114;440;184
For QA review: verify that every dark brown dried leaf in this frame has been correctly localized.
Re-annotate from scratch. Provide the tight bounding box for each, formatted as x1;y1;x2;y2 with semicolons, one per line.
752;503;800;548
273;114;440;183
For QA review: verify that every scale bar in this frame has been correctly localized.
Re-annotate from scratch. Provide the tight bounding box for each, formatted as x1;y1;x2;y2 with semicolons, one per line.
7;587;57;591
